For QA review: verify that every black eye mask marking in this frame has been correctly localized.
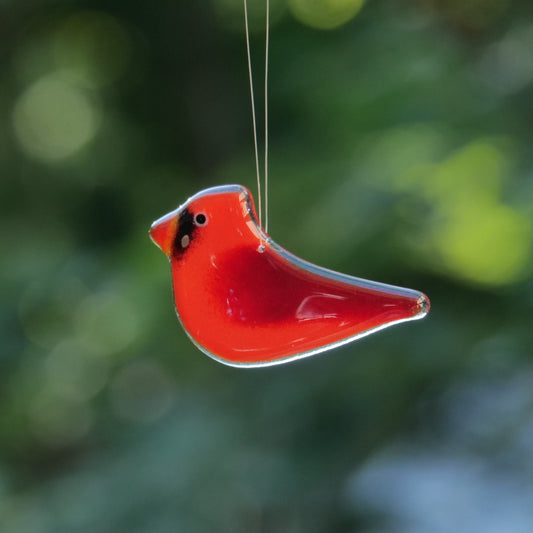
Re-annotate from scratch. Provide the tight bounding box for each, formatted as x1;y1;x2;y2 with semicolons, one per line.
173;208;196;258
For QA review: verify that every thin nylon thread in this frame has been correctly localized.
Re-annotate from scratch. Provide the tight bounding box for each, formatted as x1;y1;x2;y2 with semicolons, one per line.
264;0;270;234
244;0;270;236
243;0;262;231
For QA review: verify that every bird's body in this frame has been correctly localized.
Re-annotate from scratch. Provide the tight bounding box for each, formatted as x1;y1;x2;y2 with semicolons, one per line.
150;185;429;367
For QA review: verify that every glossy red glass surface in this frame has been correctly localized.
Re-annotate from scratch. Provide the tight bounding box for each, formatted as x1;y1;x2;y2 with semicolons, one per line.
150;185;429;367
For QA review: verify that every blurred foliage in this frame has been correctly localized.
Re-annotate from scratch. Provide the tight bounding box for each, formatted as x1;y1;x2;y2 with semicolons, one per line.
1;0;533;532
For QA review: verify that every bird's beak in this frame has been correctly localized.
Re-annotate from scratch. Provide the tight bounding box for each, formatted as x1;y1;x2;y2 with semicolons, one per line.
149;209;179;256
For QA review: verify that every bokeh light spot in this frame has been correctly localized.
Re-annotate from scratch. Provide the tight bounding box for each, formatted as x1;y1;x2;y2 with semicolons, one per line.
435;202;532;285
365;131;532;285
422;142;532;285
422;141;506;204
45;339;109;401
74;291;140;357
289;0;365;30
13;74;100;161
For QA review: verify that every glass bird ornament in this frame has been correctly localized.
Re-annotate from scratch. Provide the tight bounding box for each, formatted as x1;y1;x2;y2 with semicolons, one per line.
150;185;430;367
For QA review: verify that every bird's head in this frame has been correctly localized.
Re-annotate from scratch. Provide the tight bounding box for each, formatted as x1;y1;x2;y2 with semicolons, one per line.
149;185;262;259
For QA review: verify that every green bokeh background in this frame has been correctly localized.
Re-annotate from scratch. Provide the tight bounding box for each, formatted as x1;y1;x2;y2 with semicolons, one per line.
2;1;533;531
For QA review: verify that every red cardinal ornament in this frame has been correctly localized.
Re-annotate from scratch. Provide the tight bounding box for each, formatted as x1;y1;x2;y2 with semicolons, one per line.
150;185;429;367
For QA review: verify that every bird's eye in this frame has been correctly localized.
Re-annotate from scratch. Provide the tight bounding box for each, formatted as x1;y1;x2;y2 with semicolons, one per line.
194;213;207;226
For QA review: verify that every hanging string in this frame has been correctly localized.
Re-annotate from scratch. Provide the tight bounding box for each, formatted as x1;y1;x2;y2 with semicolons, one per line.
244;0;270;235
264;0;270;234
243;0;262;230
